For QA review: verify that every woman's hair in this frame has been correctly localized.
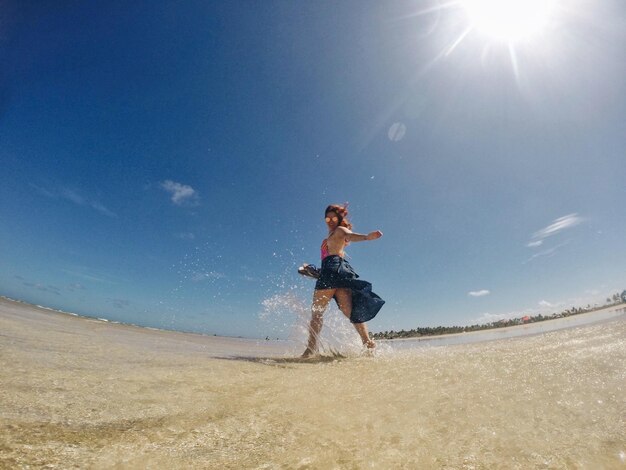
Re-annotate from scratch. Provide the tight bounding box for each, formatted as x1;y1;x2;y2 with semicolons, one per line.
325;203;352;231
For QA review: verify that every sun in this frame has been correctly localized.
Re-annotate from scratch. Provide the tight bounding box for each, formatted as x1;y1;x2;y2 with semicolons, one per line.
461;0;556;43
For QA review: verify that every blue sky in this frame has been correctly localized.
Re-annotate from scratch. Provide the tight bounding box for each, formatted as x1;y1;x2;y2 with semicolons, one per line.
1;1;625;338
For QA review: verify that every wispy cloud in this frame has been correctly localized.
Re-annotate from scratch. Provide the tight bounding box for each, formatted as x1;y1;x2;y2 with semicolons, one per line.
468;290;490;297
160;180;199;206
30;184;117;218
528;213;583;246
523;241;570;264
90;201;117;218
61;267;119;284
60;188;85;205
524;213;583;262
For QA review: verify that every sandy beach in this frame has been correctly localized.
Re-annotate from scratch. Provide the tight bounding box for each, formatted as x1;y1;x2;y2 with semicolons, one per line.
1;298;624;468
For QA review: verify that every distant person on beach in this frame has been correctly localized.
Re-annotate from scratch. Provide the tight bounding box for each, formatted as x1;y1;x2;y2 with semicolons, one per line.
302;204;385;358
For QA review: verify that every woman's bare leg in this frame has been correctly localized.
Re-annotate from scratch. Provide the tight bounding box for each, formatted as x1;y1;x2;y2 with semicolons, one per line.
334;288;376;350
302;289;335;357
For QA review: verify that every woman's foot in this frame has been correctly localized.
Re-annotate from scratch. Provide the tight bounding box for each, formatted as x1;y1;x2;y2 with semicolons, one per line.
301;347;316;358
361;339;376;356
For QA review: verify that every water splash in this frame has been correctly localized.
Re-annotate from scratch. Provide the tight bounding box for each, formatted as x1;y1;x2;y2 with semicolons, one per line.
260;290;372;357
149;240;230;333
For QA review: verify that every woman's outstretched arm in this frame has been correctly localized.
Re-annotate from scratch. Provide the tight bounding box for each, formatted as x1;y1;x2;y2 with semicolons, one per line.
337;226;383;242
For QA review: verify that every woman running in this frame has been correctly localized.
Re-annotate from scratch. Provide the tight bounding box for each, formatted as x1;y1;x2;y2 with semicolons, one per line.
302;204;385;358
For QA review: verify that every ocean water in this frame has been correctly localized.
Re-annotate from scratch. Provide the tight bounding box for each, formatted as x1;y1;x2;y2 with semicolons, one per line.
1;300;625;469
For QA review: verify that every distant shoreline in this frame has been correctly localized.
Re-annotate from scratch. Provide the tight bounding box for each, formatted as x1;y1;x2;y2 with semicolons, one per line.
0;295;267;343
2;294;625;361
0;295;292;359
382;304;625;343
2;295;624;345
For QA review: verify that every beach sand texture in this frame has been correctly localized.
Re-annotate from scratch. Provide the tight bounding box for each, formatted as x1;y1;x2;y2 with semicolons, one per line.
1;298;625;469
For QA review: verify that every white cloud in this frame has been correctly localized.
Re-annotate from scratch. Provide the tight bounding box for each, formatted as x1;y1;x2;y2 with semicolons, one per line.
470;288;620;325
471;304;554;325
523;240;570;264
468;290;490;297
31;185;117;217
161;180;199;206
471;312;514;324
529;213;583;244
524;214;583;263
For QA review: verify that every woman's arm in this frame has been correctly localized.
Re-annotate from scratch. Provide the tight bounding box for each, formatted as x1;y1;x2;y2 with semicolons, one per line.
337;226;383;242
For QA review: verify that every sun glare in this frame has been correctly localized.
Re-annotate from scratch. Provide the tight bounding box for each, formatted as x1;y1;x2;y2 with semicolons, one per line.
461;0;556;43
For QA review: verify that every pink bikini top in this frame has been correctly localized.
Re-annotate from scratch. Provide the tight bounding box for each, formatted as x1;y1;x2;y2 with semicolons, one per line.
321;231;347;260
321;239;330;260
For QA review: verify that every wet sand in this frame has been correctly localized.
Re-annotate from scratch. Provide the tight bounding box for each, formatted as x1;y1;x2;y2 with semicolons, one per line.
1;298;625;468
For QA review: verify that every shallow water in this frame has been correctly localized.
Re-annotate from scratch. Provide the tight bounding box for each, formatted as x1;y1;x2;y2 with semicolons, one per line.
1;300;625;469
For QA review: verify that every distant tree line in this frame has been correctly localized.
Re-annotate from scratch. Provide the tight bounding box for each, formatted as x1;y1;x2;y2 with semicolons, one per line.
372;290;626;340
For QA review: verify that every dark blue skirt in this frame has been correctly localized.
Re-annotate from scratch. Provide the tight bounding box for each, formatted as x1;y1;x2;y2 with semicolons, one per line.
315;255;385;324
